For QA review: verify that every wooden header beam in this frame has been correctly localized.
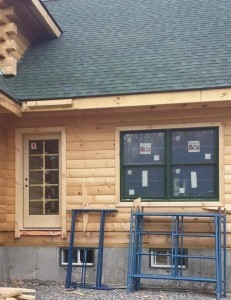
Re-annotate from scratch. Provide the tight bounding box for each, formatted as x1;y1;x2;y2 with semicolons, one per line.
0;92;21;116
21;88;231;113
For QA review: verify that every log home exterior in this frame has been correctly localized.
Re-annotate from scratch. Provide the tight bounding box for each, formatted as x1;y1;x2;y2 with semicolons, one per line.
0;0;230;289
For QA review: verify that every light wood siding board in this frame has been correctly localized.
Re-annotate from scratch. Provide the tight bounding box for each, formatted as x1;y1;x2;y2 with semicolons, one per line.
0;6;31;75
3;104;231;248
0;124;6;235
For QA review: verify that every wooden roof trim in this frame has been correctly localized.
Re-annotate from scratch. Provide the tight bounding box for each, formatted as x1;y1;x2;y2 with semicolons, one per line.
29;0;62;38
0;91;21;116
21;88;231;112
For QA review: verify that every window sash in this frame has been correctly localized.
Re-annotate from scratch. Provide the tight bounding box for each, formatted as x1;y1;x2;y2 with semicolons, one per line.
150;249;187;268
61;248;94;266
121;127;218;201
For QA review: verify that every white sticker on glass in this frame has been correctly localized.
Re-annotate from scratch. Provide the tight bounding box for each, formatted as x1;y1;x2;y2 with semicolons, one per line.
153;155;160;161
31;142;37;150
129;189;135;195
205;153;211;160
127;137;132;143
175;169;181;174
191;171;197;188
140;143;151;155
176;136;181;141
179;188;185;194
142;170;148;187
127;170;132;175
188;141;200;152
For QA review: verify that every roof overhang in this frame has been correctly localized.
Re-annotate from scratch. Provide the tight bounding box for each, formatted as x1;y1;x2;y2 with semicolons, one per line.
25;0;62;38
21;88;231;113
0;0;62;38
0;91;21;116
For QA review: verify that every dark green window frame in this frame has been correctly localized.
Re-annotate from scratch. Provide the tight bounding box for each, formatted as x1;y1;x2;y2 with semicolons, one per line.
120;127;219;202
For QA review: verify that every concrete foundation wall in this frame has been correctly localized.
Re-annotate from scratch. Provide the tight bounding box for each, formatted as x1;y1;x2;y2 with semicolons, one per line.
0;247;9;280
0;247;230;292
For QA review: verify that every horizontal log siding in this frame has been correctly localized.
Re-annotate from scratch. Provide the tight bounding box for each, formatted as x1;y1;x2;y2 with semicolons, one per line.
0;123;7;239
2;104;231;248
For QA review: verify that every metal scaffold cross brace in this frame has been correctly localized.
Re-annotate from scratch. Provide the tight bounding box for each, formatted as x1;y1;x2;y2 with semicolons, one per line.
127;211;227;300
65;208;117;290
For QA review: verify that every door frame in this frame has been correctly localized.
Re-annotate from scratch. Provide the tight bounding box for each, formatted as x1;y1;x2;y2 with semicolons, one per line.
15;127;67;238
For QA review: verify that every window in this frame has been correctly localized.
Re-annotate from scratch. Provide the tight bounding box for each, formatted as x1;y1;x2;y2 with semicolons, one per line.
60;248;94;266
150;249;187;269
121;127;218;201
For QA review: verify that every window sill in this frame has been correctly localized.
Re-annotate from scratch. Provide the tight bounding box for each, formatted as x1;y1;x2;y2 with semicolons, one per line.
20;230;62;237
116;201;223;208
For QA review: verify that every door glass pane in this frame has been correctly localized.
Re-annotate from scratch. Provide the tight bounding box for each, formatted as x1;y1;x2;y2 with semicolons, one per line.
29;156;43;169
172;165;216;197
171;128;217;164
45;170;59;184
45;186;59;199
29;186;43;200
29;140;43;154
28;138;59;216
45;140;59;154
123;131;165;164
45;155;59;169
29;171;43;184
123;166;165;198
29;201;43;215
45;201;59;214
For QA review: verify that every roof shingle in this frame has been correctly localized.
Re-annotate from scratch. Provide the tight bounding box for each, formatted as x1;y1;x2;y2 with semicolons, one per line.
4;0;231;100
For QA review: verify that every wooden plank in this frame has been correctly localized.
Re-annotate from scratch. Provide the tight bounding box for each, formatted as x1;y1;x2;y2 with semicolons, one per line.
0;56;17;74
0;288;23;298
66;131;114;142
67;177;115;187
67;150;115;160
67;168;115;178
65;221;229;233
67;185;115;196
20;88;231;113
82;183;89;232
18;295;35;300
29;0;62;37
67;140;115;151
67;195;116;204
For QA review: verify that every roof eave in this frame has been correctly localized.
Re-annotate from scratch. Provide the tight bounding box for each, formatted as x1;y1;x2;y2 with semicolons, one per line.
29;0;62;38
0;90;21;116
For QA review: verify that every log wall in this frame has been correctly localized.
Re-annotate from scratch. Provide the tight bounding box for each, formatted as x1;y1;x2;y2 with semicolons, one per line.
0;117;6;244
2;103;231;248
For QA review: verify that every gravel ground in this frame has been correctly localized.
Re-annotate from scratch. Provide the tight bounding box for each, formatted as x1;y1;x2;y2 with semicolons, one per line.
0;280;223;300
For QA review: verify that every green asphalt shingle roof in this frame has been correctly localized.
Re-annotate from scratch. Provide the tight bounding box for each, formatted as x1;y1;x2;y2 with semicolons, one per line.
3;0;231;100
0;75;18;101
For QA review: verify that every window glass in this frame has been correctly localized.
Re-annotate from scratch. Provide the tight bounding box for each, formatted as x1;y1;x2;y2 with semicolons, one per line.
61;248;94;266
123;131;165;164
172;165;216;197
171;129;216;164
150;249;187;268
123;166;165;198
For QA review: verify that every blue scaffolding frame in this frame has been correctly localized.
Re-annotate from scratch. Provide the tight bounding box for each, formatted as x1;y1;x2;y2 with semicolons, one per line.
127;211;226;300
65;208;117;290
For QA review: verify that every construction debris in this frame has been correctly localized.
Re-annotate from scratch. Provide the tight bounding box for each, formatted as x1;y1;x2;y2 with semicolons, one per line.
0;287;35;300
